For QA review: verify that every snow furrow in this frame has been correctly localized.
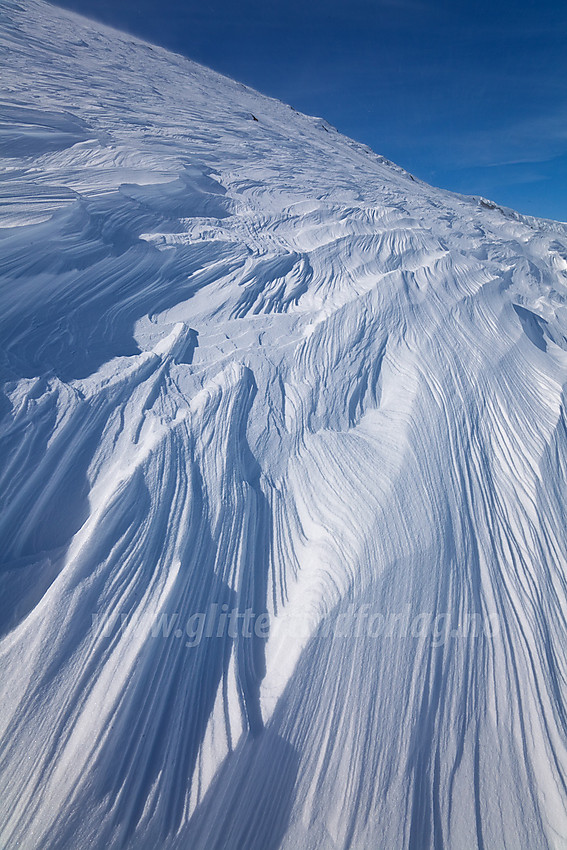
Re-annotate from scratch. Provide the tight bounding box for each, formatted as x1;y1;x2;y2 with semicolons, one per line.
1;2;567;848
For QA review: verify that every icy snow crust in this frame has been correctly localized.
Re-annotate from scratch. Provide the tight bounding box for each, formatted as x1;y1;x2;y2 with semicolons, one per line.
1;2;567;848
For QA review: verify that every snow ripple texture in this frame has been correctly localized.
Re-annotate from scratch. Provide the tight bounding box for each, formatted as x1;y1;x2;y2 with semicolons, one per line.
1;2;567;848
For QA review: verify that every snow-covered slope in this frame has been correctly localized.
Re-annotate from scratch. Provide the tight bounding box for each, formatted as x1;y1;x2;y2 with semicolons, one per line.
1;2;567;848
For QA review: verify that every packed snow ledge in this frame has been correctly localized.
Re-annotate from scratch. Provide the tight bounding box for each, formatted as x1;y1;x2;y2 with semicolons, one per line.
1;2;567;848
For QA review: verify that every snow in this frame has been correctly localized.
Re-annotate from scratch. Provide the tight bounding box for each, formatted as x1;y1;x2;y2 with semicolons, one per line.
1;1;567;848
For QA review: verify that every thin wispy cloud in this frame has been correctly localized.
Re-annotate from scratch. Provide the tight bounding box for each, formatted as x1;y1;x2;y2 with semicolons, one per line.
53;0;567;220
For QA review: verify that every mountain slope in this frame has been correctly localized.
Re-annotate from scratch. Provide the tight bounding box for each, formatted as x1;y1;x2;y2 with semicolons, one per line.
1;2;567;848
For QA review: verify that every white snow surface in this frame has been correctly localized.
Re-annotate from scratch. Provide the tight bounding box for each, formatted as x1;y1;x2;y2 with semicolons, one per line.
1;2;567;848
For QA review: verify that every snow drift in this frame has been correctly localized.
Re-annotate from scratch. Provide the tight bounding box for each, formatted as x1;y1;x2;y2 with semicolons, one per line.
1;2;567;848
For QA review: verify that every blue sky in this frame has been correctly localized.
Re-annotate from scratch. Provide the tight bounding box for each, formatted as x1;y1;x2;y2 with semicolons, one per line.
53;0;567;221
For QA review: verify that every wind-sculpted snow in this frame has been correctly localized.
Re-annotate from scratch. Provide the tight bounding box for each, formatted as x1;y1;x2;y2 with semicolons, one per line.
1;2;567;848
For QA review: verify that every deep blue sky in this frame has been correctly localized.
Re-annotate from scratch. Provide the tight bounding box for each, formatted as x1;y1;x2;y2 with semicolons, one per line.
53;0;567;221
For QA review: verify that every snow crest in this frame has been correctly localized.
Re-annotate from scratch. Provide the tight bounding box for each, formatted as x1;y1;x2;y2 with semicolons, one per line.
1;2;567;848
